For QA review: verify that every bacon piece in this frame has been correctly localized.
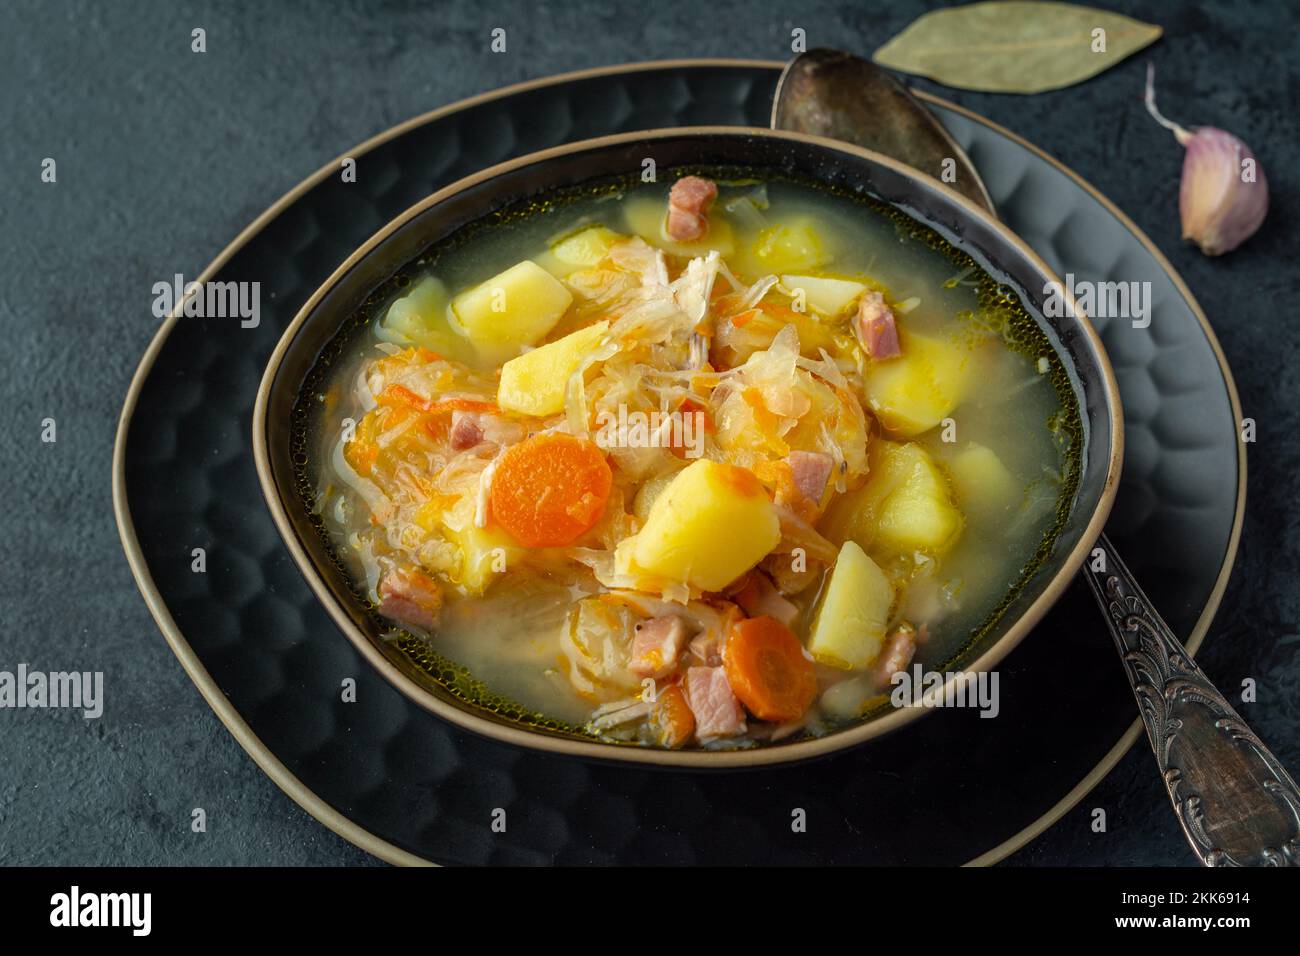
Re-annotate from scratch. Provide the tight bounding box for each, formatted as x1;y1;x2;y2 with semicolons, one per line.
731;572;799;630
688;633;722;667
686;601;742;667
774;503;839;564
665;176;718;242
684;666;747;739
855;291;900;360
760;552;820;596
449;410;525;451
787;450;833;505
378;567;443;632
629;615;689;679
872;624;917;688
449;411;484;450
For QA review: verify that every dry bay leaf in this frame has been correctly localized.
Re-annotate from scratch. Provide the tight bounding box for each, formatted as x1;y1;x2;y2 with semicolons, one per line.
873;1;1161;94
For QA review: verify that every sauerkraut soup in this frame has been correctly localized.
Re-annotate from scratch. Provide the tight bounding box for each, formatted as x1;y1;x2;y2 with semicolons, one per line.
299;170;1080;750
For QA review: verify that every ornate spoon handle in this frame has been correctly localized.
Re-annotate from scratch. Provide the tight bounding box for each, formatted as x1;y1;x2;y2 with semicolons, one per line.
1082;532;1300;866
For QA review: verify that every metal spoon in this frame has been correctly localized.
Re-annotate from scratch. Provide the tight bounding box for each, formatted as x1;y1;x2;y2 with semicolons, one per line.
772;48;995;214
773;48;1300;866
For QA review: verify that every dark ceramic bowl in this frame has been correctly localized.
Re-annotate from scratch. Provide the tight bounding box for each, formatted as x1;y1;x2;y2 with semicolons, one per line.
253;127;1122;768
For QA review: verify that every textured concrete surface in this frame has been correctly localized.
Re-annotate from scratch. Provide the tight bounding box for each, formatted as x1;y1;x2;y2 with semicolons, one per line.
0;0;1296;865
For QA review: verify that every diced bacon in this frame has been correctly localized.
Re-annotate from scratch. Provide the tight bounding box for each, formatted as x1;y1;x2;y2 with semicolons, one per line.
855;291;901;359
449;410;525;451
629;615;689;679
665;176;718;242
774;503;839;564
760;552;820;596
688;633;723;667
686;600;741;666
378;567;444;632
666;207;703;243
787;450;833;505
449;411;484;450
872;624;917;687
684;666;747;739
731;572;799;629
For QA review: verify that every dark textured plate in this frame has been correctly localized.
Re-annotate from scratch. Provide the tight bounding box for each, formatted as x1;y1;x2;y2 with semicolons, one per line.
114;60;1243;864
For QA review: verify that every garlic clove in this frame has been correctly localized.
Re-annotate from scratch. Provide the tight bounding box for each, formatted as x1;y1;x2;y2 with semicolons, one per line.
1144;65;1269;256
1178;127;1269;256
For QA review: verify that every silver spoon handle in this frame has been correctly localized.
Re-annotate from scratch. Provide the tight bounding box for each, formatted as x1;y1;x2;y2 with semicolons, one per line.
1082;532;1300;865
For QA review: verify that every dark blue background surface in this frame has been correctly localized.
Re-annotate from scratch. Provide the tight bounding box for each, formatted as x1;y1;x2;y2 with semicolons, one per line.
1;0;1296;865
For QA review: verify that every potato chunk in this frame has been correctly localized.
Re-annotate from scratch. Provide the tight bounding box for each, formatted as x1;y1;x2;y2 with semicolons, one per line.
497;320;609;417
623;197;735;258
631;470;679;524
860;329;971;437
633;460;780;591
876;464;963;557
948;443;1019;524
551;226;625;268
378;276;478;365
535;226;627;279
746;217;831;274
449;260;573;361
807;541;894;670
450;524;519;596
780;274;866;316
823;441;963;557
412;503;519;596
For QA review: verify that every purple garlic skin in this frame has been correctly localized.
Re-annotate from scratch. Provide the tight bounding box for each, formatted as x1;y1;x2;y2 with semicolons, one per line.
1178;126;1269;256
1145;65;1269;256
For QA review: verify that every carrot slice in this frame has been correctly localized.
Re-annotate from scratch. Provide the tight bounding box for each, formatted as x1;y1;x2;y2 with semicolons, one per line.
723;615;817;723
652;684;696;749
489;433;613;548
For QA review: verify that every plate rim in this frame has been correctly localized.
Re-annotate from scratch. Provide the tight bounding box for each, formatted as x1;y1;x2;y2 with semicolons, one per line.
111;57;1246;866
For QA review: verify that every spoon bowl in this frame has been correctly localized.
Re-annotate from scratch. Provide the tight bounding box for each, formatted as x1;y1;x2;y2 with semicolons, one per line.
773;48;995;214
